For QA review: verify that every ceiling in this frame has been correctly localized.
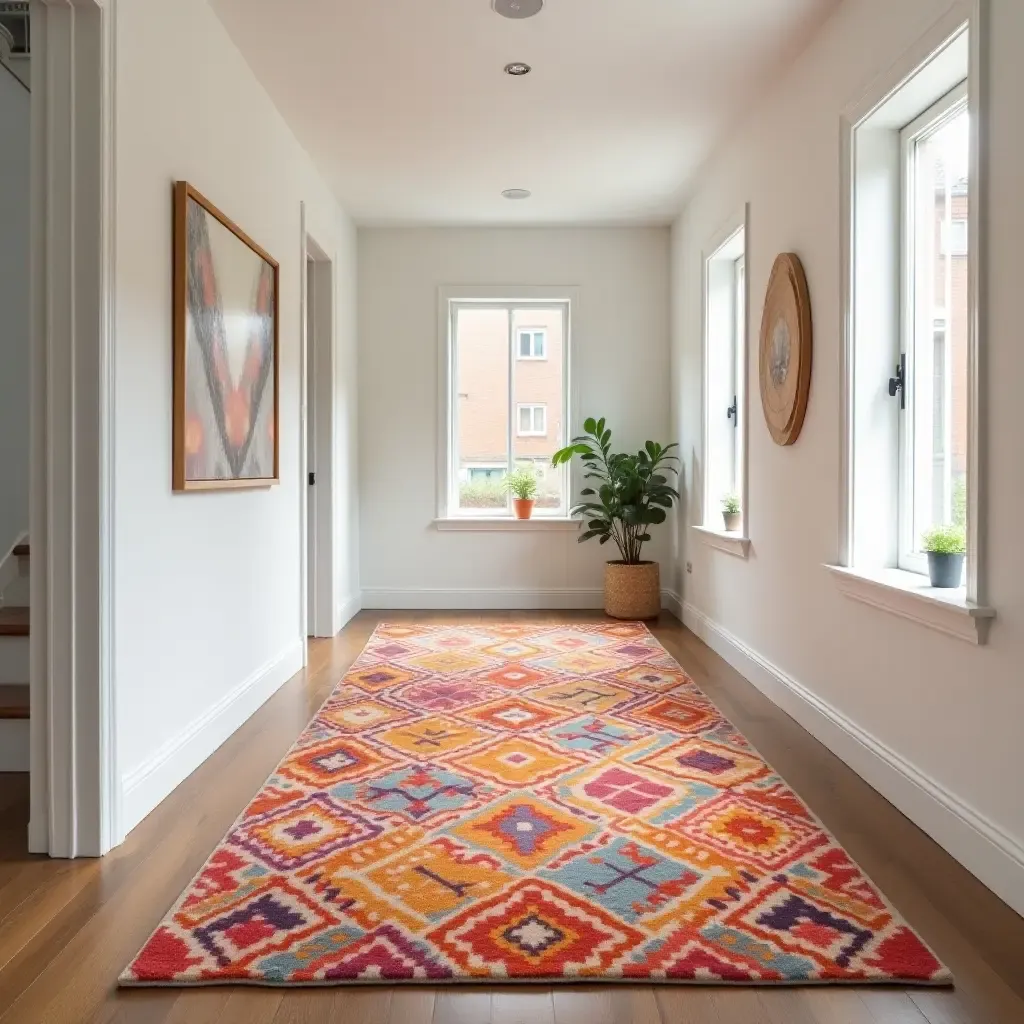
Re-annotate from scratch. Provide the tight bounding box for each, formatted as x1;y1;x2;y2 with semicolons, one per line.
210;0;840;226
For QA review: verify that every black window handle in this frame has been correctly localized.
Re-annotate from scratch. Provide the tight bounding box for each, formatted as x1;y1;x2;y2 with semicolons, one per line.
726;396;738;426
888;354;906;410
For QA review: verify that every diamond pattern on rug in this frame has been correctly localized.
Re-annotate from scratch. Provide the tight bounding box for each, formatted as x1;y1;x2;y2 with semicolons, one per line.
121;623;950;987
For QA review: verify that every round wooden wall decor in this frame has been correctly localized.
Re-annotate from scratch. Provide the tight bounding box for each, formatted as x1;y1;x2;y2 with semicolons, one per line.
759;253;812;446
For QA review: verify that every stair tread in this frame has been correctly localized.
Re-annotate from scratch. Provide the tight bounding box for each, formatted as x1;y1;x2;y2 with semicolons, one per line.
0;607;29;637
0;684;29;719
11;543;29;558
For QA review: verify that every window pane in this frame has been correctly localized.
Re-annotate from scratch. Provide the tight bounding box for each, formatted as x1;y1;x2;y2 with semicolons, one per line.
512;309;565;512
456;307;509;512
519;332;531;358
910;105;968;554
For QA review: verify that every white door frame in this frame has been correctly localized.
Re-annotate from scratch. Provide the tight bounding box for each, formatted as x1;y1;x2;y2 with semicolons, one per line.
29;0;119;856
299;206;337;641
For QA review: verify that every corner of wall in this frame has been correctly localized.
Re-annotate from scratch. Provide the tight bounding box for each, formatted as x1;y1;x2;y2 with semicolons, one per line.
119;639;304;839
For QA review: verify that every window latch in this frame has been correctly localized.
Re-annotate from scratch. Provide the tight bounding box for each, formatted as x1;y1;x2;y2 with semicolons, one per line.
726;396;738;426
308;472;316;486
888;355;906;410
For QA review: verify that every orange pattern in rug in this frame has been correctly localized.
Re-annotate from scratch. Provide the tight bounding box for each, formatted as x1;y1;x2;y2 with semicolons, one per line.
121;623;950;986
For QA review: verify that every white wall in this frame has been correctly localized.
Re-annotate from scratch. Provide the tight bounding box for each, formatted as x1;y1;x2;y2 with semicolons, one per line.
359;228;672;606
672;0;1024;914
0;62;29;557
114;0;359;836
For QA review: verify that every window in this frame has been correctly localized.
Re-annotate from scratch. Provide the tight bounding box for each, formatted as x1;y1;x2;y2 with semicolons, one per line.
441;296;570;518
842;20;982;611
700;218;748;539
940;218;968;256
899;89;969;575
517;404;547;436
518;329;547;360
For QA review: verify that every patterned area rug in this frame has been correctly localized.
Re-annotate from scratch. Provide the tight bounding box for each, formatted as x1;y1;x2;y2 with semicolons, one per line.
121;623;950;986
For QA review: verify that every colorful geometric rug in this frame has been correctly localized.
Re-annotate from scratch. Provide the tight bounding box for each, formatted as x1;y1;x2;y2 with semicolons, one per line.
121;622;950;987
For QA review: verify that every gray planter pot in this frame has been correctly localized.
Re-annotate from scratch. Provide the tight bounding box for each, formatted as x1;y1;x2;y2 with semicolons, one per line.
927;551;964;588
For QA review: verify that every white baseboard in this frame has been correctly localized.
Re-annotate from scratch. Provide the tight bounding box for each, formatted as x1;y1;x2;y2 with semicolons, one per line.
362;587;606;610
337;593;362;630
661;588;683;621
0;719;29;771
682;601;1024;919
119;640;305;839
362;587;685;613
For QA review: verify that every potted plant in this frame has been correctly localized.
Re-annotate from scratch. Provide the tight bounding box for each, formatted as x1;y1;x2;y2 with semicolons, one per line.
553;417;680;620
721;493;741;533
921;524;966;588
504;465;539;519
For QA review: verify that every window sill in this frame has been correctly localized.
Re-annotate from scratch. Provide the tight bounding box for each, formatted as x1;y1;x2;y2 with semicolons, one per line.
434;517;580;533
824;564;995;645
692;525;750;559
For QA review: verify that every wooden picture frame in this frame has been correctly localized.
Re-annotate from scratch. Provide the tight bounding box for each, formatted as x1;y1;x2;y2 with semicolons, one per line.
758;252;813;446
172;181;280;491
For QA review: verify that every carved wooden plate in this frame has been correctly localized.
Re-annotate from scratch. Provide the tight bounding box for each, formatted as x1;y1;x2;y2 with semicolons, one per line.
759;253;812;446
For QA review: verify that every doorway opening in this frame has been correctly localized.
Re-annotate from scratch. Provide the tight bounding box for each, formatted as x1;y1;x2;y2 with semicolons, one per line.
303;230;336;640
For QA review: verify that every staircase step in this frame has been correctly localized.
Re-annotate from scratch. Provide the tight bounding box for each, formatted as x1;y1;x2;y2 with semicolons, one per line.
12;543;29;558
0;607;29;637
0;684;29;720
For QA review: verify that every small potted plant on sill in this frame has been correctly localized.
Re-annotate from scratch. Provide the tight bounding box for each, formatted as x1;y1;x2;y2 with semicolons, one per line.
553;417;680;620
505;465;539;520
721;493;741;533
921;524;966;588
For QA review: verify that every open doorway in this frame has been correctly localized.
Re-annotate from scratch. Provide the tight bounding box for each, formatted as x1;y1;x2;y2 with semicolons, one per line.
302;230;336;640
0;4;31;772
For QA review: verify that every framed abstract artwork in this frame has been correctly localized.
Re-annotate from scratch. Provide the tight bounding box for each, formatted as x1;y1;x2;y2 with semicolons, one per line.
172;181;279;491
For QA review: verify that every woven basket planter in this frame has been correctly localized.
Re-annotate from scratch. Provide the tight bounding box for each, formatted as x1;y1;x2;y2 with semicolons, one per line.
604;561;660;620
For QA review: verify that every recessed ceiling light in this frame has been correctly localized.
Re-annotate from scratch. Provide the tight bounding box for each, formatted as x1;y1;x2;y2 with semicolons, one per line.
504;62;532;77
502;188;532;200
492;0;544;20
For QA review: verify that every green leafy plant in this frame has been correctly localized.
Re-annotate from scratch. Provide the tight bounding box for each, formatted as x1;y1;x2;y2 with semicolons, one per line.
921;523;966;555
504;465;539;501
552;417;680;564
722;493;741;516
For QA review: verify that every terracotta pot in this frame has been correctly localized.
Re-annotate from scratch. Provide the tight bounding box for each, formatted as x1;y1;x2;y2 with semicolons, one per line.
604;561;660;620
723;511;741;533
513;498;535;520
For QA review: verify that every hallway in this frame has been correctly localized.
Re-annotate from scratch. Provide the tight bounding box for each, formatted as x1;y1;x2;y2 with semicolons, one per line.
1;613;1021;1023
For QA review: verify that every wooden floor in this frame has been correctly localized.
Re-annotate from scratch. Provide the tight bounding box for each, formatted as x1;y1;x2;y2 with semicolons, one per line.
1;611;1022;1023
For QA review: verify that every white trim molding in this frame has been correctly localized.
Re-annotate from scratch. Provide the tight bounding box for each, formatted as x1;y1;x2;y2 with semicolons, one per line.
337;594;362;630
434;517;581;533
682;601;1024;919
436;285;580;523
120;641;304;838
691;525;751;559
837;1;986;605
825;564;994;644
362;587;683;613
299;214;338;641
30;0;119;858
700;204;750;536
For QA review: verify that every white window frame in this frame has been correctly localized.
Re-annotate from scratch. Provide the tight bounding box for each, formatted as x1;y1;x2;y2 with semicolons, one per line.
834;3;994;643
694;206;750;558
436;286;577;524
517;328;547;360
516;404;547;437
898;83;969;576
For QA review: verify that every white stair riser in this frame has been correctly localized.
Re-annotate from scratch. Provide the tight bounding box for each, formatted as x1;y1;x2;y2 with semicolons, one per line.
0;637;29;685
0;719;29;771
1;562;29;606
